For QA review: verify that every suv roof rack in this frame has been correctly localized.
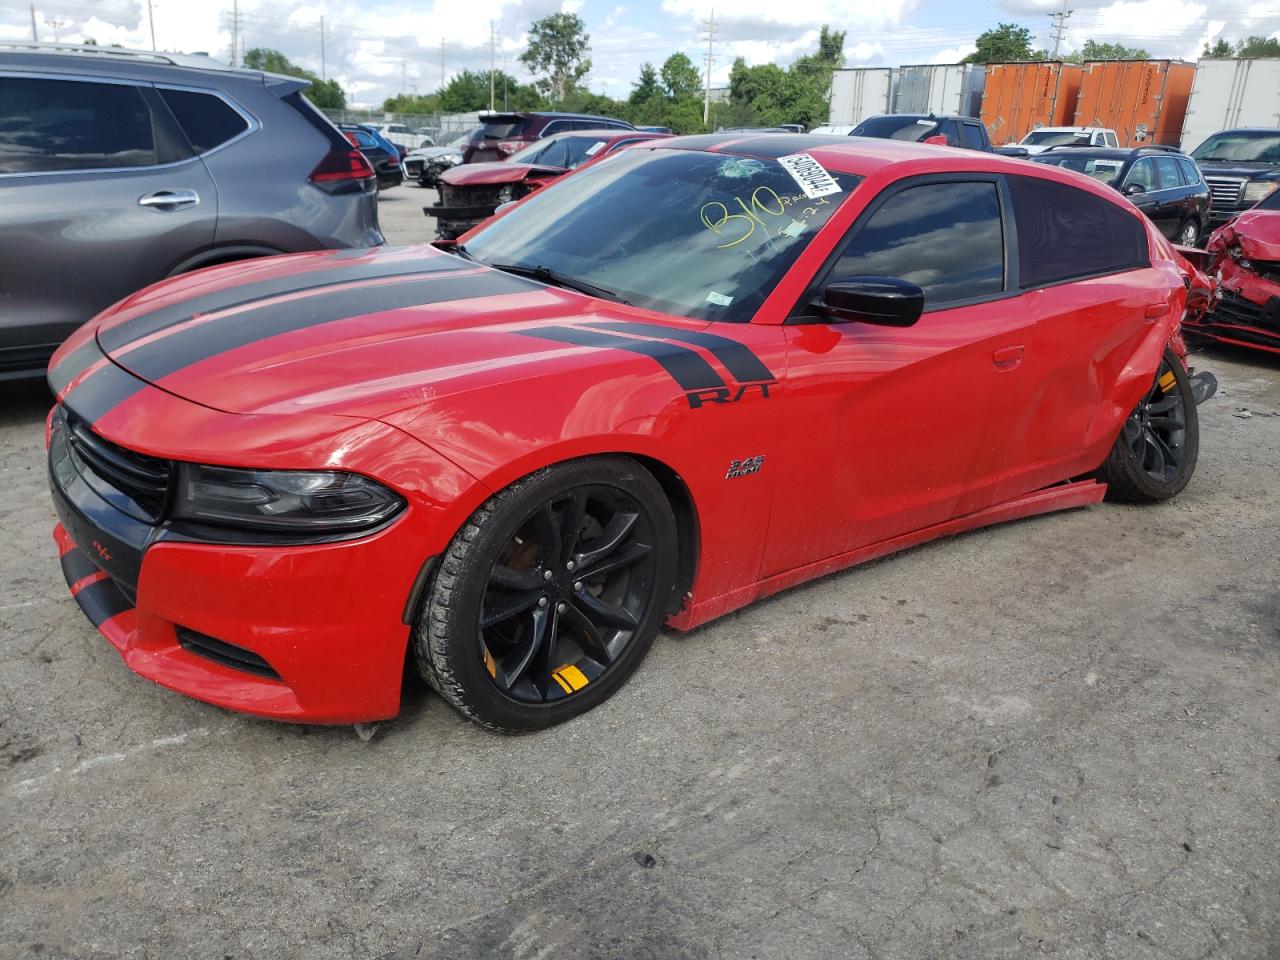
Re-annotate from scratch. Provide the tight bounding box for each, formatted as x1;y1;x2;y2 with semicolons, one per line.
0;41;232;71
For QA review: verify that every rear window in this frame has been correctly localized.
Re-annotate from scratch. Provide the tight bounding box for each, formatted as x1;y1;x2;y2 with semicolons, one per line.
476;117;531;140
159;88;248;153
1032;153;1125;186
0;76;157;174
1008;175;1149;288
851;116;940;142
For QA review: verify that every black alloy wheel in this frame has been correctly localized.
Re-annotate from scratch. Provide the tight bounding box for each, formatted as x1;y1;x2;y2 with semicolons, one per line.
479;485;658;703
1097;348;1199;502
414;457;677;732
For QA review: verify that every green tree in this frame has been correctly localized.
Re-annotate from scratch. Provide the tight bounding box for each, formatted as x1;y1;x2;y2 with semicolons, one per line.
1201;38;1234;59
963;23;1046;64
630;63;661;105
1236;35;1280;57
520;13;591;103
437;69;539;112
382;93;442;114
1065;39;1150;62
242;47;346;108
660;52;701;101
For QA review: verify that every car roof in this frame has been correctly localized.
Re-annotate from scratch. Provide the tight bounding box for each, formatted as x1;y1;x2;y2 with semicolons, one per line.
0;43;300;89
1035;146;1190;160
480;110;629;122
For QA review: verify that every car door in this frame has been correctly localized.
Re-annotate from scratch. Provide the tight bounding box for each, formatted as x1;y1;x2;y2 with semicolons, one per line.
996;172;1175;497
763;176;1040;575
1121;157;1176;236
0;73;216;372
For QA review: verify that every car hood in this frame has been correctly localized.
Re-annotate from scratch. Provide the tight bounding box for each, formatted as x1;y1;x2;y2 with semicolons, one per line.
89;245;643;419
408;146;460;160
444;162;566;186
1195;161;1280;179
1206;209;1280;260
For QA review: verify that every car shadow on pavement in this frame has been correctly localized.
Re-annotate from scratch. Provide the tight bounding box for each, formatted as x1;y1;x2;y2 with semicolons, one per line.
1;379;53;429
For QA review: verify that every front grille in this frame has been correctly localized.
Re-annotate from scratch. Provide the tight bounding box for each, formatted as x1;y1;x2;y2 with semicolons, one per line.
440;183;504;208
1205;176;1245;208
1211;289;1280;332
403;158;424;176
177;628;282;680
64;409;171;518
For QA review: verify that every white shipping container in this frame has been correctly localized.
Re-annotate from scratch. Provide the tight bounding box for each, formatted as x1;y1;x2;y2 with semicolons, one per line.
892;64;985;117
828;68;892;125
1181;58;1280;152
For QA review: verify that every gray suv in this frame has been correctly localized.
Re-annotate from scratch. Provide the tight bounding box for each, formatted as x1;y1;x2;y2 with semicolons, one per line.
0;45;384;380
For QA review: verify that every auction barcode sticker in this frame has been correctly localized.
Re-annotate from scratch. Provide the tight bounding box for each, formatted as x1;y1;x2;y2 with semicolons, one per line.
777;153;842;200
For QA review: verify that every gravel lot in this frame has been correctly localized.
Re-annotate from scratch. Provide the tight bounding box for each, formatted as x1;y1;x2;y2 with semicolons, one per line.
2;183;1279;959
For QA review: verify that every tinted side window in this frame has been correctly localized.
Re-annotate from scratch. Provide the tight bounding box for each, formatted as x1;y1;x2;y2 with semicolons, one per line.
833;181;1004;306
959;123;985;150
1176;157;1202;185
1155;156;1182;190
0;76;157;174
1008;175;1148;288
159;89;248;152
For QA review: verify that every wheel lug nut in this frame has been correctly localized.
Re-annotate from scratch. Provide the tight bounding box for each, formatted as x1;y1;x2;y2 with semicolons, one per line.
566;560;576;571
556;602;567;613
538;597;548;608
573;581;583;591
543;570;553;581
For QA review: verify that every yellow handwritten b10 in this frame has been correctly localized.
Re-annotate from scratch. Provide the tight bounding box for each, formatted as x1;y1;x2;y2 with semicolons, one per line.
700;186;789;248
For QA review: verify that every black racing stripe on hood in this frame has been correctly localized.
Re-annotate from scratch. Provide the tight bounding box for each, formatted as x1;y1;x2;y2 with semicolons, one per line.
62;360;148;424
516;326;726;391
48;337;106;396
582;321;776;383
98;254;468;352
120;270;538;385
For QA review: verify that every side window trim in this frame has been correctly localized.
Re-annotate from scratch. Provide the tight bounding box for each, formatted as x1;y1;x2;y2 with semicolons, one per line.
152;81;260;159
789;172;1015;322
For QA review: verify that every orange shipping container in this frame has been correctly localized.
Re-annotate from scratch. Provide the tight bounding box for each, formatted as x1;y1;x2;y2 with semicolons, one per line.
980;61;1083;145
1073;59;1196;146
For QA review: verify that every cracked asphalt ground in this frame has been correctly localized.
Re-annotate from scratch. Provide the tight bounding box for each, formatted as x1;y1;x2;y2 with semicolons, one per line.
2;185;1279;959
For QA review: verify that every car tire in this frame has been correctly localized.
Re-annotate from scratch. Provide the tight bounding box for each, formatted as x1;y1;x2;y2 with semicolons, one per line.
413;457;678;733
1176;219;1200;247
1096;347;1199;503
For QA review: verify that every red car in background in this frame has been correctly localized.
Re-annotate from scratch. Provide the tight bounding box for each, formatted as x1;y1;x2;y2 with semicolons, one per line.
427;129;670;239
47;135;1208;732
1193;190;1280;354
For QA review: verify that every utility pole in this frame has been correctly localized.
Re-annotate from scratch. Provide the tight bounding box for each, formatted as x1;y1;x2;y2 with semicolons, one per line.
320;16;326;81
440;38;445;91
146;0;156;49
702;8;716;126
1049;0;1072;58
29;4;37;41
45;16;65;42
401;58;407;95
228;0;243;66
489;21;496;111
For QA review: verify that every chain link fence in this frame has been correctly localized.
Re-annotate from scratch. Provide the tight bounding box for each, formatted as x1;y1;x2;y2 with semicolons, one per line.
320;109;483;146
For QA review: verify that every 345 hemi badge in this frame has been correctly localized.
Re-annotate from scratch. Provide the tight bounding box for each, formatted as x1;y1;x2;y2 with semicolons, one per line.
726;455;765;479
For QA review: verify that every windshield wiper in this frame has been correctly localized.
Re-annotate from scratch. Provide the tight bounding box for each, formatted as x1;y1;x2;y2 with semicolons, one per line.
449;243;475;261
489;262;629;304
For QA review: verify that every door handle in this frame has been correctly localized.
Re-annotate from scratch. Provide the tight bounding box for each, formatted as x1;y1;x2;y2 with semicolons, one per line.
992;345;1024;370
138;189;199;209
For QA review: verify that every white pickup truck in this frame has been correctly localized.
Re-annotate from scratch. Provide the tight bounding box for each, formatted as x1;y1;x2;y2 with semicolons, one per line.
372;123;434;151
1010;126;1120;155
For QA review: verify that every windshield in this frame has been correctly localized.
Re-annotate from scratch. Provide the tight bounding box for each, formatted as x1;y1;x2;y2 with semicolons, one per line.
510;135;612;169
1191;131;1280;163
463;148;860;323
1031;153;1125;186
1022;130;1090;147
851;116;940;141
475;117;530;140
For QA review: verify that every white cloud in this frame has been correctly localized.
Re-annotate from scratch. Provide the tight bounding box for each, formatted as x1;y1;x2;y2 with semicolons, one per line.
931;44;976;63
849;41;886;62
661;0;918;29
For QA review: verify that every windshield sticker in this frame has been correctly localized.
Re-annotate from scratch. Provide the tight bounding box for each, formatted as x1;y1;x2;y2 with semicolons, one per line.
706;291;734;306
781;219;806;238
585;140;606;156
777;153;843;200
717;157;767;179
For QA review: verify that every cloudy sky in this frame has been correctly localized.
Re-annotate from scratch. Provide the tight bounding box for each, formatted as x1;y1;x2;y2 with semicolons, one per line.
5;0;1280;108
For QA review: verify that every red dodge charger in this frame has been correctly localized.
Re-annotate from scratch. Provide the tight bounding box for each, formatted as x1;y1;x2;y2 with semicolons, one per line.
47;135;1206;732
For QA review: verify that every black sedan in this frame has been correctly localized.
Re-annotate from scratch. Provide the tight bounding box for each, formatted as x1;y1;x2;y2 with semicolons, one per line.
338;123;404;191
1032;146;1211;246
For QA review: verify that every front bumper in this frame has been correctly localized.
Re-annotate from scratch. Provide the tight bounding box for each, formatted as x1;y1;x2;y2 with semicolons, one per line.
46;408;434;724
1186;256;1280;354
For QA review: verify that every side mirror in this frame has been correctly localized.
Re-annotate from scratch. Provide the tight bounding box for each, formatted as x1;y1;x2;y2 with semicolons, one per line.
924;134;948;146
813;276;924;326
1124;182;1147;196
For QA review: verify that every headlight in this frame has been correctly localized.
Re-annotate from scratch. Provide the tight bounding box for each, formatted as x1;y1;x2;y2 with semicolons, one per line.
1244;181;1278;204
173;464;404;533
496;184;517;203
